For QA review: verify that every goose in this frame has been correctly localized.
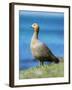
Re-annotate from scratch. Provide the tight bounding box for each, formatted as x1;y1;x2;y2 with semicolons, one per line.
30;23;59;65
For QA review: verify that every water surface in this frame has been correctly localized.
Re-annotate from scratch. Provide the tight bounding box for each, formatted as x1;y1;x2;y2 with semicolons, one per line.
19;11;64;70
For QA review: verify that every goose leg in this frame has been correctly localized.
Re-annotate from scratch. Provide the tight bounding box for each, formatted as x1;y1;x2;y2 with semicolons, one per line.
40;61;44;66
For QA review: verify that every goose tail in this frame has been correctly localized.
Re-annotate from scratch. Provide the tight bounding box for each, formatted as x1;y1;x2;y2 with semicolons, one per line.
54;57;60;64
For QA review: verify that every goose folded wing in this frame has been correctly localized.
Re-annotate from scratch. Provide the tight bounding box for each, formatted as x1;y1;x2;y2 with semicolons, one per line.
35;43;55;60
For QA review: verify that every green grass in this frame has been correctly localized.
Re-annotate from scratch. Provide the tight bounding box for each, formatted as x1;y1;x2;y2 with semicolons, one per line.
19;61;64;79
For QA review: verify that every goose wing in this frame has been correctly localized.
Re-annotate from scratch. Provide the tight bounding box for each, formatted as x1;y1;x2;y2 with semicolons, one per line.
32;41;55;61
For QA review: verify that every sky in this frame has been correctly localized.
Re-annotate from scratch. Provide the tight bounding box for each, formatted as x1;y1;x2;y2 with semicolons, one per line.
19;10;64;70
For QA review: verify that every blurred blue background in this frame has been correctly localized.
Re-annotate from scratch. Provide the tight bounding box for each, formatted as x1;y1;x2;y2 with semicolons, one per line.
19;10;64;70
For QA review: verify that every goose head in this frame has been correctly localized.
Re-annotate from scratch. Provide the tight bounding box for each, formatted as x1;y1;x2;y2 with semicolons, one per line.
32;23;39;32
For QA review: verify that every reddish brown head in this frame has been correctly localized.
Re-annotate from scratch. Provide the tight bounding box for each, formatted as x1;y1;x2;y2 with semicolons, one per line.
32;23;39;32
